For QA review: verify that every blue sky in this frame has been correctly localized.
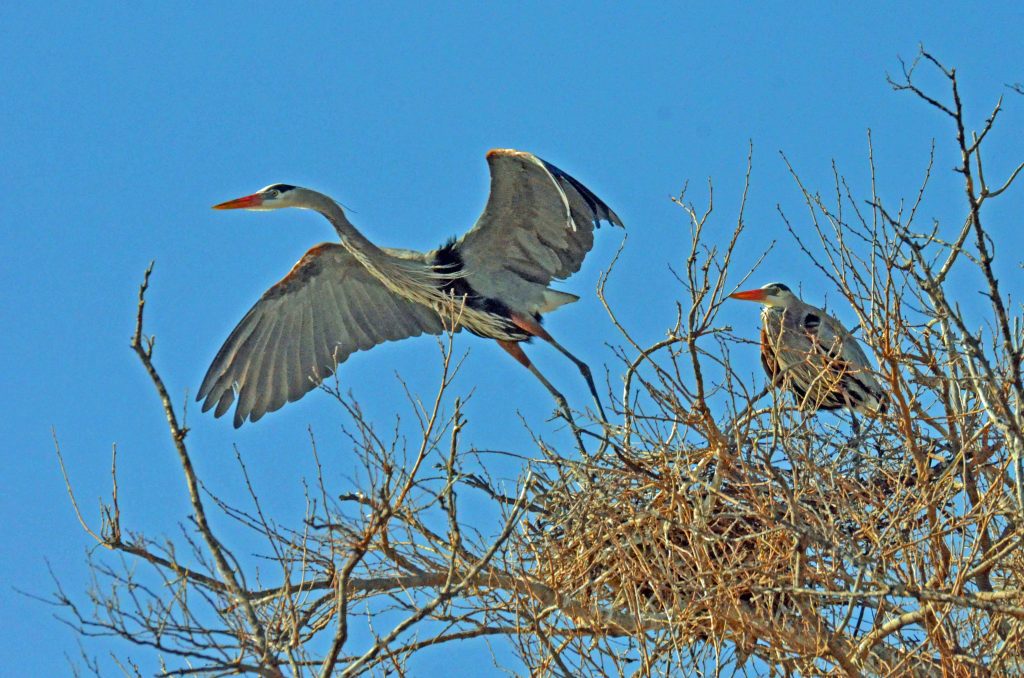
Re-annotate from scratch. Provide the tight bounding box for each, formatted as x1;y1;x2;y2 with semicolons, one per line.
3;3;1023;674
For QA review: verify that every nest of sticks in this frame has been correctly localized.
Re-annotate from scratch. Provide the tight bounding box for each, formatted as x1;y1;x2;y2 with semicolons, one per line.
521;445;868;655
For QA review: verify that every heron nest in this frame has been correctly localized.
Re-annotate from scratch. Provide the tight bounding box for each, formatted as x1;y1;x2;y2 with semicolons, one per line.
521;443;873;658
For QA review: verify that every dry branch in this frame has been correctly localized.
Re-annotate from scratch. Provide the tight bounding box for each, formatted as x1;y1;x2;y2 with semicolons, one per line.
50;50;1024;676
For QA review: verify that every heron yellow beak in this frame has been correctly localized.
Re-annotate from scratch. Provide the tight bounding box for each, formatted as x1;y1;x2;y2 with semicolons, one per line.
729;288;769;302
212;193;265;210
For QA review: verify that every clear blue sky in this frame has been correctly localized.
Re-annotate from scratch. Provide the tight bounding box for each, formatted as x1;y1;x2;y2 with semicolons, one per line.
3;4;1023;674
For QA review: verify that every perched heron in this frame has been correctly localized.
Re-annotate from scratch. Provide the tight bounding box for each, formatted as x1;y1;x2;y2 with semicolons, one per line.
197;149;623;427
730;282;886;415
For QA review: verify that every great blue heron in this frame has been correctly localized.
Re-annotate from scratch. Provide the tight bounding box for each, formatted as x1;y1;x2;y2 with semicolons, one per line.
730;282;886;416
197;149;623;427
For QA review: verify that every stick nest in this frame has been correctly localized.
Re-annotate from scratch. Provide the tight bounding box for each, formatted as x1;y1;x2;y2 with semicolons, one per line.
521;445;869;653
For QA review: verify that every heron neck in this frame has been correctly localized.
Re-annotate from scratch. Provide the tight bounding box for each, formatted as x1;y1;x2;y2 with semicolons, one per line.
304;191;385;258
762;305;786;323
301;191;438;302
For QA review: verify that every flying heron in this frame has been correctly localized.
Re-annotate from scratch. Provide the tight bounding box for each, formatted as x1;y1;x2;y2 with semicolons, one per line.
197;149;623;427
730;282;886;417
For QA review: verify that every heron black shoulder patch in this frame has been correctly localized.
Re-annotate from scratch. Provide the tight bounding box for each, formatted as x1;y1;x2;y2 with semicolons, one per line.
433;238;473;300
433;238;463;271
430;238;534;341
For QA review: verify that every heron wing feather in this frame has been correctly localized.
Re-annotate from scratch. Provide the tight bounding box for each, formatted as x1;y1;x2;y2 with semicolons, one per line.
455;149;623;300
197;243;445;427
774;306;884;411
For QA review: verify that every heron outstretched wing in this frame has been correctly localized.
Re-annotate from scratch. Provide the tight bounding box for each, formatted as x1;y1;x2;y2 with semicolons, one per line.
197;243;445;427
454;149;623;297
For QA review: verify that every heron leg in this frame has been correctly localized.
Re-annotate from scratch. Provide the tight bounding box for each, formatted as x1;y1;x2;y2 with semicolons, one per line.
497;340;586;449
510;314;608;423
850;411;862;436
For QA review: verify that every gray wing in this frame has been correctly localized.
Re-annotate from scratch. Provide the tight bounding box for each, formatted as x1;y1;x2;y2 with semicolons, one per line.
197;243;445;427
775;307;885;411
812;312;875;371
454;149;623;297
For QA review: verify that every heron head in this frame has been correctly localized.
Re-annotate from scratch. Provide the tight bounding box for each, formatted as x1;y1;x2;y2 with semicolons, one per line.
729;282;797;308
212;184;304;211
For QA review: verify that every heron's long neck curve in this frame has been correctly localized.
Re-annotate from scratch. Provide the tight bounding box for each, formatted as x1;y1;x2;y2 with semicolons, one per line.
302;190;386;259
299;190;443;304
